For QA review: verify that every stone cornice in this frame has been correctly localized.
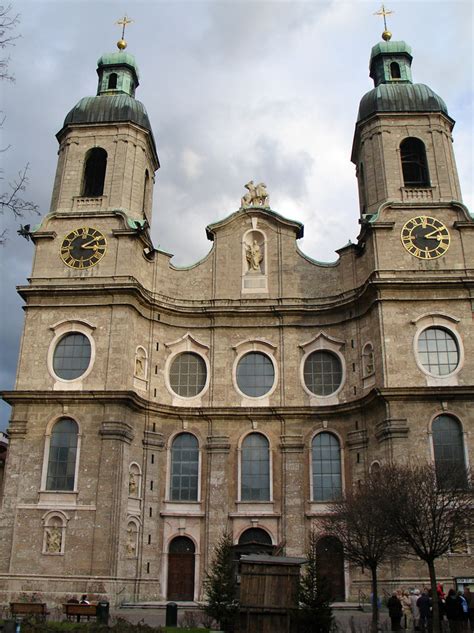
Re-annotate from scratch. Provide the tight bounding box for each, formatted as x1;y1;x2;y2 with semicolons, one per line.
99;420;134;443
3;387;472;423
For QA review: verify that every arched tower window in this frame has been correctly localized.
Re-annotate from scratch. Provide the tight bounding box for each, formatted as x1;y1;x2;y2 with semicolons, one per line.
241;433;270;501
108;73;118;89
432;415;467;486
390;62;401;79
312;432;342;501
46;419;78;491
82;147;107;197
400;138;430;187
143;169;150;214
170;433;199;501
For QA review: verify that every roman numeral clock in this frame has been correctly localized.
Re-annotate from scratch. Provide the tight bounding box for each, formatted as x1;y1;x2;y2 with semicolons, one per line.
60;227;107;269
400;216;450;260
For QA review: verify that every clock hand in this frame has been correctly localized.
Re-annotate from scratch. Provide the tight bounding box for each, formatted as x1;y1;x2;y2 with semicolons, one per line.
81;244;99;251
423;229;443;240
81;239;99;248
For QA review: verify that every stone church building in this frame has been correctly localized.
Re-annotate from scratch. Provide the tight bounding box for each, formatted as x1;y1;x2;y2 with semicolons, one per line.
0;29;472;606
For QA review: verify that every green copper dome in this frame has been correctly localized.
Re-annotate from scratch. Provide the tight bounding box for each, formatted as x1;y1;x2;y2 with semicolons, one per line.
62;95;152;131
357;39;449;122
357;83;448;122
97;51;140;82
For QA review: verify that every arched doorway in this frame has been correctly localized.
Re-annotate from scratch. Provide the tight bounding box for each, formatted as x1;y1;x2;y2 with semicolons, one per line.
167;536;195;601
316;536;345;601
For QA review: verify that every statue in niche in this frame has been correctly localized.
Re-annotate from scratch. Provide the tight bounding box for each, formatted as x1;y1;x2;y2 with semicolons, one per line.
241;181;269;208
134;349;146;378
246;240;263;272
126;526;136;556
128;472;137;496
46;526;62;553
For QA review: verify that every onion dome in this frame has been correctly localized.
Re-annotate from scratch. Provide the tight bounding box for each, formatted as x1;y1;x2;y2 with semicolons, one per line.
357;40;449;123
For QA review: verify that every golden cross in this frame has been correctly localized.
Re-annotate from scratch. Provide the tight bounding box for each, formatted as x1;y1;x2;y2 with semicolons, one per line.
116;15;134;40
374;4;394;31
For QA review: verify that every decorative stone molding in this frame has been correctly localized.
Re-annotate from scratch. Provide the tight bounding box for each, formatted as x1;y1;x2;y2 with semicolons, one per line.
73;195;107;210
100;420;134;443
205;435;231;453
375;418;409;443
346;429;368;451
401;187;434;202
143;430;165;450
280;435;304;453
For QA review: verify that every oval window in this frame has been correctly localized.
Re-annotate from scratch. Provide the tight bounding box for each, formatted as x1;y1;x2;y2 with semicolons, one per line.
304;350;343;396
236;352;275;398
169;352;206;397
53;333;91;380
417;327;459;376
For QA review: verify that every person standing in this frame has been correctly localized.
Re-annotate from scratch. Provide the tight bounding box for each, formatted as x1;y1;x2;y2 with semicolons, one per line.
445;589;463;633
388;592;404;631
463;588;474;633
417;589;432;633
412;589;421;631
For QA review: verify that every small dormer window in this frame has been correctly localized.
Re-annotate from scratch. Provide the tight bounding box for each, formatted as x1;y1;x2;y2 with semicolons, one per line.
82;148;107;197
108;73;118;89
400;138;430;187
390;62;401;79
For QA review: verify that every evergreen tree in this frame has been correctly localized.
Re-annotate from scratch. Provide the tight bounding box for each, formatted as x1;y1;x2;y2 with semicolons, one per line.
296;530;334;633
204;532;239;632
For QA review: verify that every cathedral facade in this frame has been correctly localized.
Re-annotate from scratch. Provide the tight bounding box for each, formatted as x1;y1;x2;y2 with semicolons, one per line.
0;33;472;606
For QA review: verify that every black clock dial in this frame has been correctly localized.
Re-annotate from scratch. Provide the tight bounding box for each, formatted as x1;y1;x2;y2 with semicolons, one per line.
60;227;107;269
400;216;450;259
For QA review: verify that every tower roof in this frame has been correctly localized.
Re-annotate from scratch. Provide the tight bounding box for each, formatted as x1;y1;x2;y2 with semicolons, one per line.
356;38;449;123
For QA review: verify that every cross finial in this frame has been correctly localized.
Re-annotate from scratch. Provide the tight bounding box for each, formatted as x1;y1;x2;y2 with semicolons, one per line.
115;15;134;50
374;4;394;41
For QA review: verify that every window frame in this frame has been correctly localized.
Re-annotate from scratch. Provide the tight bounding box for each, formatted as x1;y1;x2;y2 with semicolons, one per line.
414;325;462;379
167;432;201;503
400;137;430;187
310;430;344;503
302;349;344;397
238;431;273;503
168;352;208;399
41;416;82;494
429;413;469;484
47;320;96;387
232;339;278;404
164;334;210;406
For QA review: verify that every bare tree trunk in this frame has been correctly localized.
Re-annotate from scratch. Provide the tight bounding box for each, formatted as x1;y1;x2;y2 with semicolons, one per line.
428;560;440;633
370;565;379;633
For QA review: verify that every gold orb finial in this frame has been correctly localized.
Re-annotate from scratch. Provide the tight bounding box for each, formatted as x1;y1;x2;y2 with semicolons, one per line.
382;30;392;41
117;38;127;50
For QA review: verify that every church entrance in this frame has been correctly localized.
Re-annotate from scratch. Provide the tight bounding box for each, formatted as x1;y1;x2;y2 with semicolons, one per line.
167;536;195;601
316;536;345;601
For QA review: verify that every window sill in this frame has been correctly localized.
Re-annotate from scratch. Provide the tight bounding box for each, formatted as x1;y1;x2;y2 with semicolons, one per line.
37;491;78;508
305;501;338;516
231;502;277;516
161;501;204;517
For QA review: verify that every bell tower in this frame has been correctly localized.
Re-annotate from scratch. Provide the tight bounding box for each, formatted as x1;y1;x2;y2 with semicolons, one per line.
351;33;462;218
49;38;159;223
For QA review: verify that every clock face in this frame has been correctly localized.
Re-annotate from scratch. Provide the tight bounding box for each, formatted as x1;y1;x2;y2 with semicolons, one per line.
60;227;107;269
400;216;450;260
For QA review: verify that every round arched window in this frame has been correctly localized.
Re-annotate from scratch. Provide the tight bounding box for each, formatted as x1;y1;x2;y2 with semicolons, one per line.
417;327;459;376
169;352;206;397
304;351;343;396
53;333;91;380
236;352;275;397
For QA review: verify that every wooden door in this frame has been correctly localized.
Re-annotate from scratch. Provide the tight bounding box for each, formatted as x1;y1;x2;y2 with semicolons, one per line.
316;536;345;601
167;536;195;601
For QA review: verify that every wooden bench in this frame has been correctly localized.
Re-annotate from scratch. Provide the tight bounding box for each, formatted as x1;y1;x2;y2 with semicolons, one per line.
63;603;98;621
10;602;49;621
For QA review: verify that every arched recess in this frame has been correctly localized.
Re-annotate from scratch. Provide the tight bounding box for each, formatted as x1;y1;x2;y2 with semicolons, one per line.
81;147;107;197
400;137;430;187
316;535;345;601
390;61;401;79
42;510;69;555
108;73;117;89
128;462;142;498
126;518;140;558
167;536;196;601
234;527;274;559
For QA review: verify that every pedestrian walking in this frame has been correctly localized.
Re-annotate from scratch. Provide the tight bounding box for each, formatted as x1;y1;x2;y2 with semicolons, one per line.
388;592;404;631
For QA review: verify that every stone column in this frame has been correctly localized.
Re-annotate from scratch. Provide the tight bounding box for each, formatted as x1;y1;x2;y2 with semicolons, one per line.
203;434;231;597
280;435;305;557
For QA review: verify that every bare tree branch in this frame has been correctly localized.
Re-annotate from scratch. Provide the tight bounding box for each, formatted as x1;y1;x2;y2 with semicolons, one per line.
0;163;39;218
0;4;21;82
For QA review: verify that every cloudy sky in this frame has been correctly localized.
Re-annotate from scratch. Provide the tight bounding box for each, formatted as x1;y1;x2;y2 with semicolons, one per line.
0;0;472;430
